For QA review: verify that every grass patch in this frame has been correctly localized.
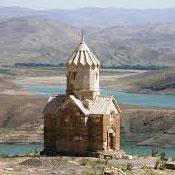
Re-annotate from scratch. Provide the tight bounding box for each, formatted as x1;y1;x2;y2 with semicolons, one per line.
0;69;14;76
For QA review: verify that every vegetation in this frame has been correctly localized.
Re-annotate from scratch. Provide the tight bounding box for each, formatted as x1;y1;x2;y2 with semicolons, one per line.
154;160;160;170
0;69;13;76
101;64;167;70
14;63;167;70
160;152;167;161
152;148;159;157
14;62;65;68
159;162;166;171
126;163;134;171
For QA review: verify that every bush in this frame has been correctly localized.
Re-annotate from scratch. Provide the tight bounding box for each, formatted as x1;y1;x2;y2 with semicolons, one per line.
159;163;166;170
126;163;133;171
154;159;160;170
160;152;166;161
154;159;167;170
152;148;159;157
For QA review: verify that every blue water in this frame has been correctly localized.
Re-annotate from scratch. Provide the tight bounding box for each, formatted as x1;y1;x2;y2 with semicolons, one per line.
1;142;175;158
121;142;175;158
24;85;175;108
0;143;43;156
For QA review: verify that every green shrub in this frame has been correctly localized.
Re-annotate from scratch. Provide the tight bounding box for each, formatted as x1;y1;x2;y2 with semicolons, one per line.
152;148;159;157
0;69;13;75
160;152;166;161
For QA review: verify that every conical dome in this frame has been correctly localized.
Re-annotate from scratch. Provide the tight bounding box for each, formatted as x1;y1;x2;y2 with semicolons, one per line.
67;35;100;68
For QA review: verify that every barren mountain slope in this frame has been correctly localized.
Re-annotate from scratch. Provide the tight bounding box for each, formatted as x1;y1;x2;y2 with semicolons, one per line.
2;7;175;27
89;24;175;67
0;16;175;67
0;16;79;65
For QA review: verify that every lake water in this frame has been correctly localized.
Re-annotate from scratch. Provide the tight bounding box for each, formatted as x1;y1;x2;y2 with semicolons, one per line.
24;85;175;108
0;143;43;156
122;142;175;158
1;142;175;158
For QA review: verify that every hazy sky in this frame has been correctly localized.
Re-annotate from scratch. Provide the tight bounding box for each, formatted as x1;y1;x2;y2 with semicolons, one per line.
1;0;175;10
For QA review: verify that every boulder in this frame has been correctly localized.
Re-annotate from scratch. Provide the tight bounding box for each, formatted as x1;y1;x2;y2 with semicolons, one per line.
4;168;13;172
165;162;175;170
123;155;133;160
104;167;125;175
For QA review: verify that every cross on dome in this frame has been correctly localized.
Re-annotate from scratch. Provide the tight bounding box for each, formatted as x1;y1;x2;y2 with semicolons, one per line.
67;31;100;68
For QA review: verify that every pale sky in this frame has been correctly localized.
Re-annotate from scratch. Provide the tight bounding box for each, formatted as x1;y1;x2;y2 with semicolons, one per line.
1;0;175;10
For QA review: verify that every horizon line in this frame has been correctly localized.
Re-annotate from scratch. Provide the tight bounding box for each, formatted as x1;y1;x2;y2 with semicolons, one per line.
1;5;175;11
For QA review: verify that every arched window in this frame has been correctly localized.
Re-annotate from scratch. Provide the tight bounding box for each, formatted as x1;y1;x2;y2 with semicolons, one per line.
96;72;98;80
72;72;77;80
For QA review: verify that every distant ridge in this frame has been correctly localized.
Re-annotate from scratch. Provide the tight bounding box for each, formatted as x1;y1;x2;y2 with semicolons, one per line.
0;7;175;67
1;7;175;27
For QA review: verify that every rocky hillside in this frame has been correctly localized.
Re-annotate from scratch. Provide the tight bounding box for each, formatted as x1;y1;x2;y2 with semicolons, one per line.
90;24;175;67
0;16;175;67
121;104;175;148
0;16;79;66
112;68;175;94
0;94;46;128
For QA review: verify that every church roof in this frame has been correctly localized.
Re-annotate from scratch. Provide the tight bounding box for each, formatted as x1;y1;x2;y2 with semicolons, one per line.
70;95;89;115
43;95;66;114
67;34;100;68
44;94;121;116
90;96;119;114
69;95;121;115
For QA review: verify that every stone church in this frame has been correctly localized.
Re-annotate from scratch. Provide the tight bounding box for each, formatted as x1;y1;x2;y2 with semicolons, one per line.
43;34;121;156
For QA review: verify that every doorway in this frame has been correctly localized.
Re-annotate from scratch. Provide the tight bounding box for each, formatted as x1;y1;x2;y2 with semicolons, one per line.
108;129;115;150
109;133;114;149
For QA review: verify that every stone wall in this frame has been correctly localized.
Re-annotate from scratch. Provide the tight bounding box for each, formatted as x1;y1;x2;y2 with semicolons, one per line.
88;115;104;152
55;102;89;154
44;114;56;155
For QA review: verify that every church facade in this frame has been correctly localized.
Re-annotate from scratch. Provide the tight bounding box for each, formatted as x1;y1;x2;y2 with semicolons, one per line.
43;35;121;156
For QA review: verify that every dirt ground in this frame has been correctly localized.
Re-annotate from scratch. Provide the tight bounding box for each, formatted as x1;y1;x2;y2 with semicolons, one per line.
0;156;174;175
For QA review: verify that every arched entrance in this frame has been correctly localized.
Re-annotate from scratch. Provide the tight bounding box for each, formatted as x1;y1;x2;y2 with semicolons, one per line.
108;128;115;150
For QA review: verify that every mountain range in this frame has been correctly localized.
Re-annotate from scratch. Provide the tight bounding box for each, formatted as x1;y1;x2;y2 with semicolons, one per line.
2;7;175;27
0;6;175;67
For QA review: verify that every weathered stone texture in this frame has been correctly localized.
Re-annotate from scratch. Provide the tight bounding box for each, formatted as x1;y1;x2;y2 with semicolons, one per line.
55;102;89;153
44;114;56;154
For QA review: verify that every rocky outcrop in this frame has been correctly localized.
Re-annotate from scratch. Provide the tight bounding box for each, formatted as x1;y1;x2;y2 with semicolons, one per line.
121;105;175;147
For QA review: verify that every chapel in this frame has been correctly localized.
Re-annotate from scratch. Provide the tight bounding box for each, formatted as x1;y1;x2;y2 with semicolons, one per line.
43;34;121;156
